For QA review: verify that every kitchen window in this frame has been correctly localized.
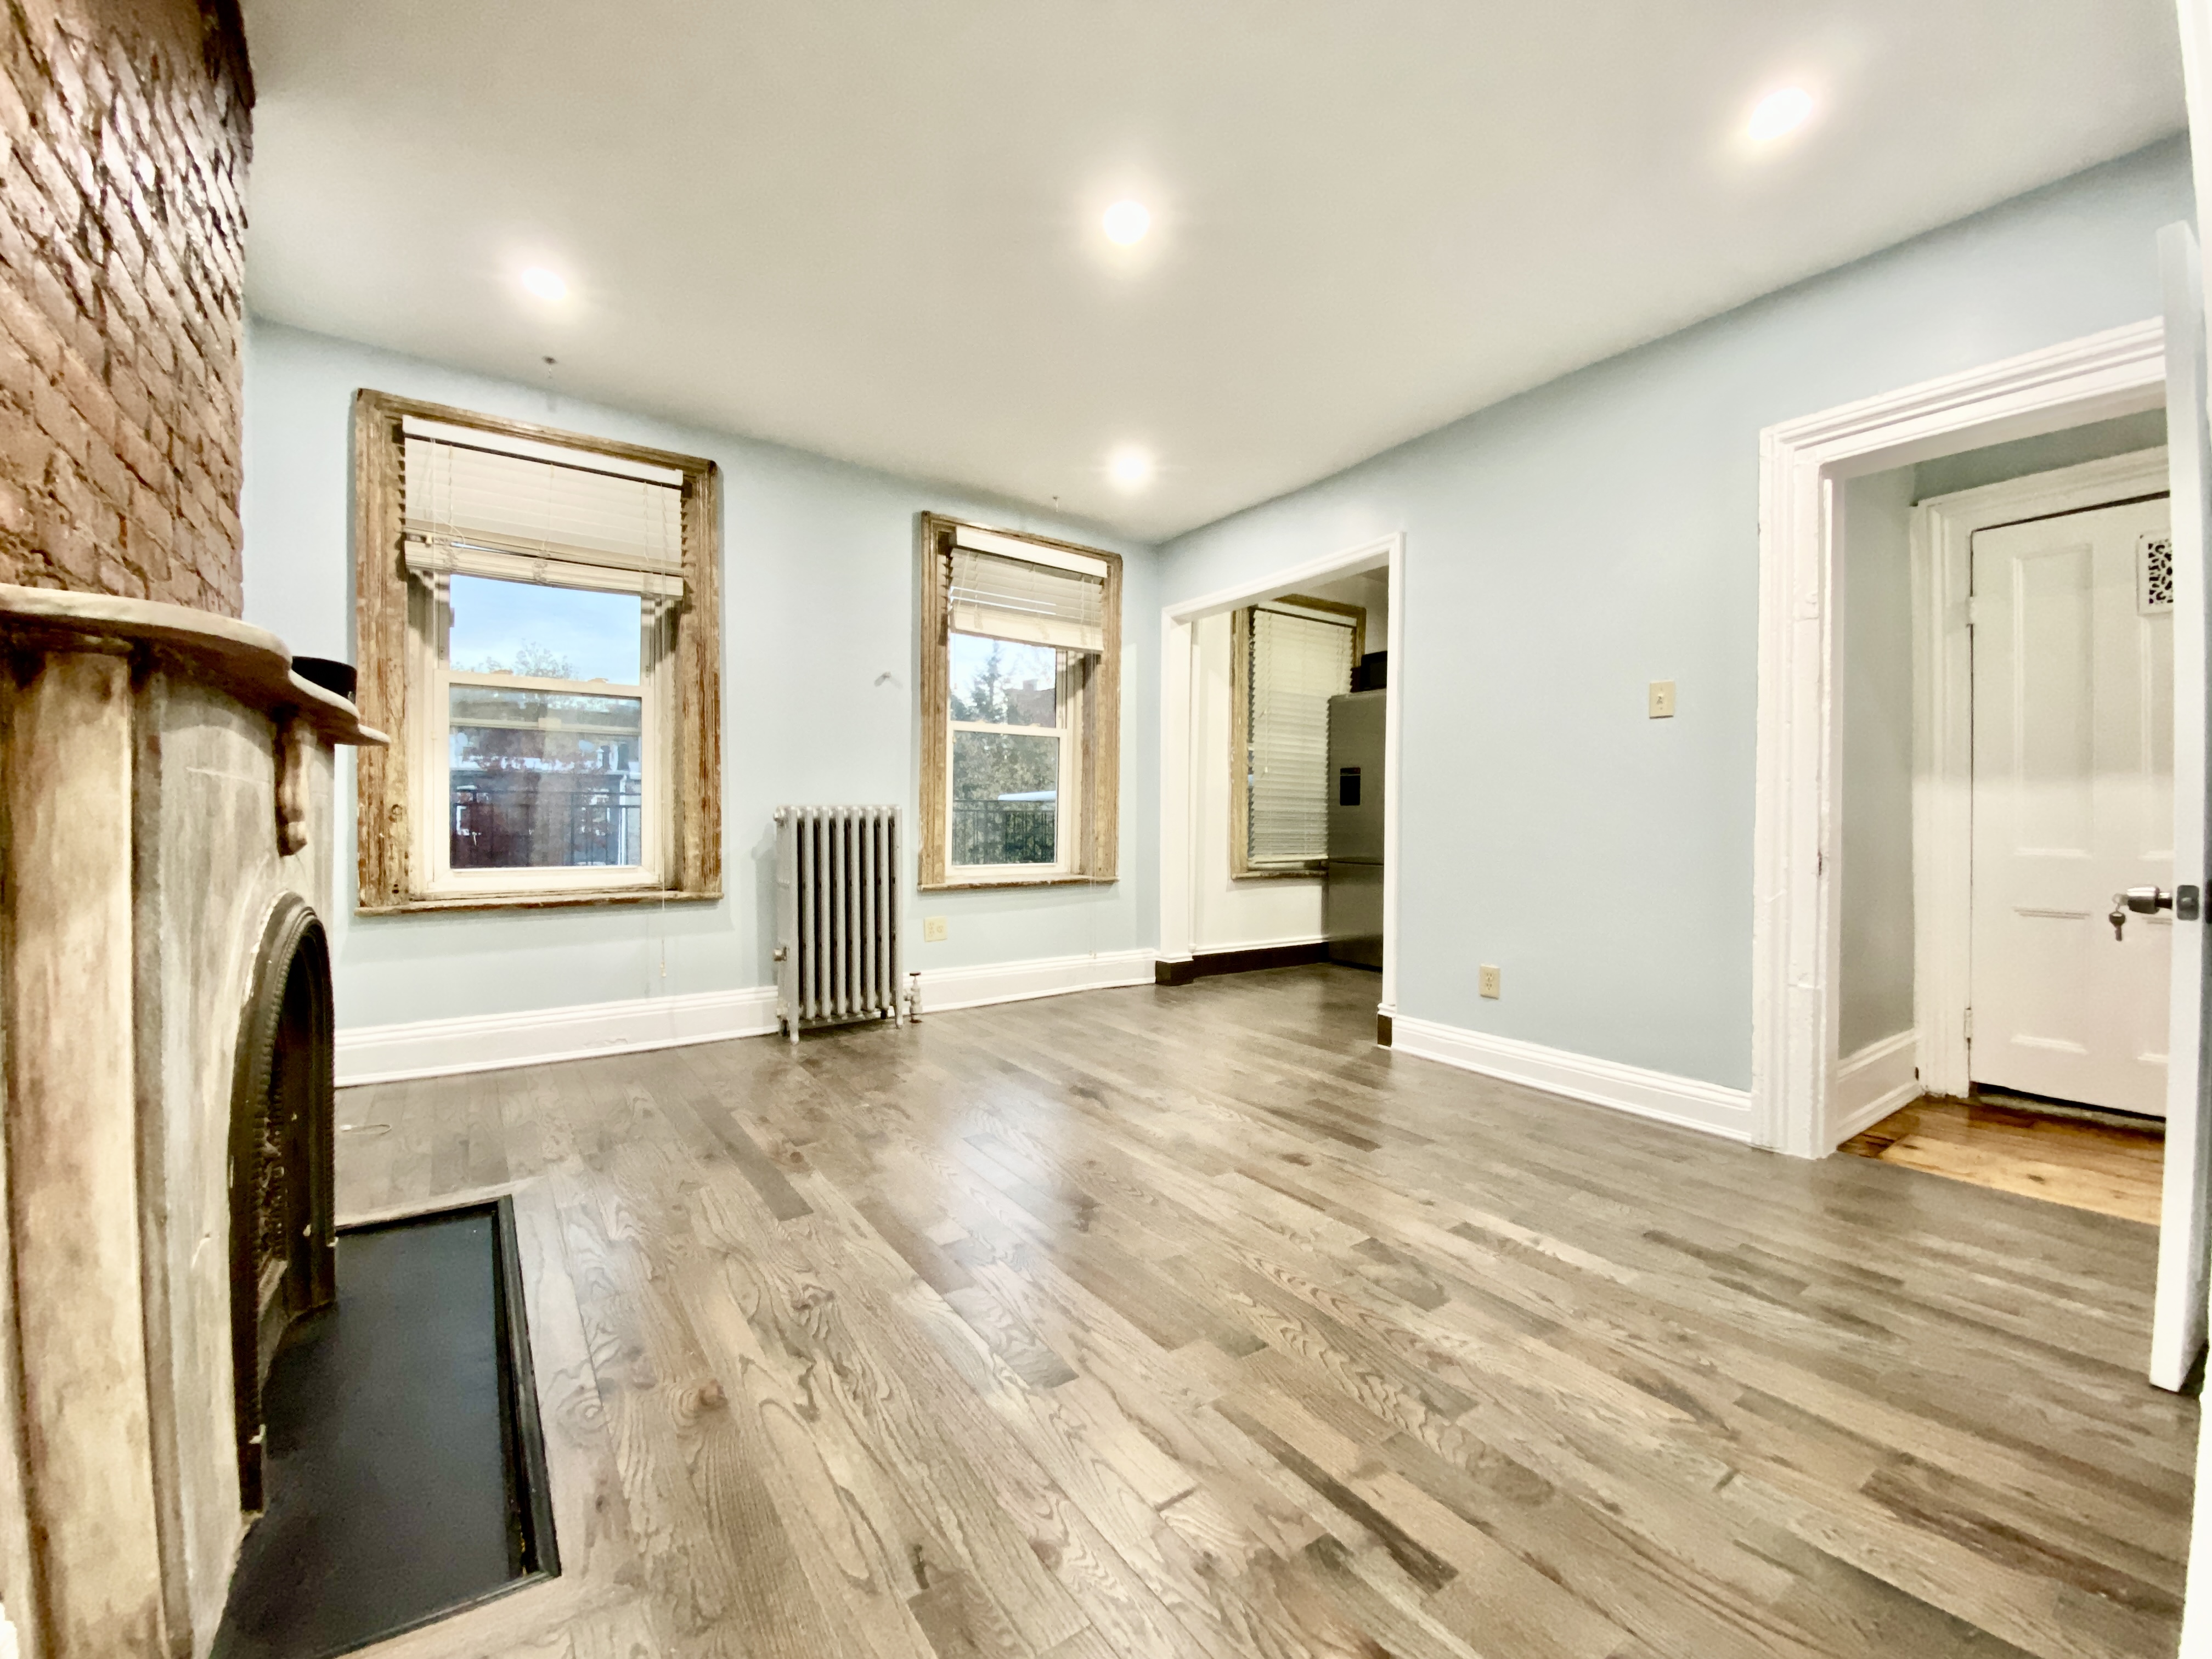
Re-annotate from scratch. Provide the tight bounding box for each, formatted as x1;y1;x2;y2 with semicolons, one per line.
919;515;1121;888
352;392;722;912
1231;597;1363;876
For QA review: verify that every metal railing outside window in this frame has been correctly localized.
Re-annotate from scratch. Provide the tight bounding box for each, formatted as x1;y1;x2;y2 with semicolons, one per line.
950;799;1056;867
451;772;644;868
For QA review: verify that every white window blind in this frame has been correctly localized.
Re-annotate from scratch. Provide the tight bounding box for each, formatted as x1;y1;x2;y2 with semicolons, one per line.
1248;605;1356;865
949;548;1106;652
403;417;685;597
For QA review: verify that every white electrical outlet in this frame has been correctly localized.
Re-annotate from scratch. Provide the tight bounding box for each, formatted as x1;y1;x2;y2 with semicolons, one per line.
922;916;949;943
1648;680;1677;718
1479;963;1502;998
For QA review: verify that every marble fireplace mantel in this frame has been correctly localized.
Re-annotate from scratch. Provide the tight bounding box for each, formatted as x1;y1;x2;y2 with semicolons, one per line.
0;584;384;1659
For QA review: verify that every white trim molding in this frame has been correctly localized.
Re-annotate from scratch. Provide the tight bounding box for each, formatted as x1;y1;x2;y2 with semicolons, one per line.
1831;1030;1922;1146
1754;318;2165;1158
337;949;1159;1084
1909;448;2170;1104
1393;1016;1754;1142
914;949;1156;1013
337;984;781;1085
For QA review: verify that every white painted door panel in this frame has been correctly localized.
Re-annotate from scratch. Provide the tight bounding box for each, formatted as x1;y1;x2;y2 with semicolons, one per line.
1970;496;2172;1116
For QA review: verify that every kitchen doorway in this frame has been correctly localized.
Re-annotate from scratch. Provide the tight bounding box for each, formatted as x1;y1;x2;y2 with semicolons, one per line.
1156;533;1404;1042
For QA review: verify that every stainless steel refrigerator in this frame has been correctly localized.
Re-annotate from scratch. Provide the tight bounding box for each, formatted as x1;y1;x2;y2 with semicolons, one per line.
1325;689;1385;968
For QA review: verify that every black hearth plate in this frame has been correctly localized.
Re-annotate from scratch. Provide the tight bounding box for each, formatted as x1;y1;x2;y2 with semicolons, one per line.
212;1199;558;1658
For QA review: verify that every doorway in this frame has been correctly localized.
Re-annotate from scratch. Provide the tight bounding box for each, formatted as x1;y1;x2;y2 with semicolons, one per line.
1835;449;2175;1230
1753;284;2212;1391
1756;321;2177;1158
1158;534;1404;1040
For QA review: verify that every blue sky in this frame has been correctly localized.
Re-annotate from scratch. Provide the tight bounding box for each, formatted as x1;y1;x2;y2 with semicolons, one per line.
449;575;640;683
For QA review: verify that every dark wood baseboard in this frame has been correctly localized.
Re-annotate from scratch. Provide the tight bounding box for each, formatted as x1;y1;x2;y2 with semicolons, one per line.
1154;941;1329;987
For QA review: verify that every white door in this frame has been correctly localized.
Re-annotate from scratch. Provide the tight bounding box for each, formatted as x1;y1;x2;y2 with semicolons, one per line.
1970;495;2174;1117
2153;217;2212;1392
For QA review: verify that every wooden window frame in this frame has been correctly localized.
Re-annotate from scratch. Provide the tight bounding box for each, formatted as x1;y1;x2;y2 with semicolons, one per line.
918;512;1121;890
352;389;723;914
1229;594;1365;880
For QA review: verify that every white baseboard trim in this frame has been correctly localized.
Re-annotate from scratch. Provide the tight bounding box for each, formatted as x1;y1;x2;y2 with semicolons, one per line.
336;984;780;1086
916;949;1157;1013
338;947;1163;1084
1830;1030;1922;1147
1392;1015;1754;1142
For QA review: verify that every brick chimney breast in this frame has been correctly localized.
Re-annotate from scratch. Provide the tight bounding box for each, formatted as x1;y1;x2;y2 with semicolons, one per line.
0;0;252;616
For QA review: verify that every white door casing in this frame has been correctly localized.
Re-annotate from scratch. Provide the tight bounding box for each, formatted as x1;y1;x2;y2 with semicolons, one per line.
1754;319;2166;1159
1967;498;2173;1116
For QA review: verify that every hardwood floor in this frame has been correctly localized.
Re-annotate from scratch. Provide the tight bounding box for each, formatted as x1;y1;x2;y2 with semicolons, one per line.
331;964;2196;1659
1840;1097;2165;1225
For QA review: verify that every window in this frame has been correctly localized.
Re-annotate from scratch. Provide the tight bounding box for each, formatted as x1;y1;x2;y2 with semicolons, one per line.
1230;597;1363;876
352;392;721;912
920;515;1121;887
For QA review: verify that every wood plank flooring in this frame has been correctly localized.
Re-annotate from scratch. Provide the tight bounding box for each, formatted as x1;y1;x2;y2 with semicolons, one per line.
332;964;2197;1659
1841;1098;2165;1224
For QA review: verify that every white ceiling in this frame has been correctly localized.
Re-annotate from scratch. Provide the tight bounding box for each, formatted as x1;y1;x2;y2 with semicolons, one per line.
240;1;2185;542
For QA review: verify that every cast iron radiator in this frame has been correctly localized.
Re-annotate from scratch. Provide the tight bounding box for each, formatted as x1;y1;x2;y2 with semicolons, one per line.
774;805;905;1039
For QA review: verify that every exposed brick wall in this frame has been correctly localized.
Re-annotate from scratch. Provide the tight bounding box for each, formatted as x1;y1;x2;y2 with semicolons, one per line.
0;0;250;616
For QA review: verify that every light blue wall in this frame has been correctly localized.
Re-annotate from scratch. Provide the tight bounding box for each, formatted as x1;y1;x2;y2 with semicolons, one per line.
243;319;1158;1030
1838;468;1917;1058
1913;407;2168;500
1158;138;2193;1092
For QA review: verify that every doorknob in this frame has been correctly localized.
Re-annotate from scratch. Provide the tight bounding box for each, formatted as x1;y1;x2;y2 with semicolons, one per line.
2109;886;2175;939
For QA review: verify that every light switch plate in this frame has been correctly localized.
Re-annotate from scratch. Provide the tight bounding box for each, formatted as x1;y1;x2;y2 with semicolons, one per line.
1648;680;1676;718
1479;963;1501;999
923;916;949;943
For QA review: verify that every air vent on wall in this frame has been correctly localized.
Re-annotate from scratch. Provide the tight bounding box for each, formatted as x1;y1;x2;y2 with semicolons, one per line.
2141;533;2175;614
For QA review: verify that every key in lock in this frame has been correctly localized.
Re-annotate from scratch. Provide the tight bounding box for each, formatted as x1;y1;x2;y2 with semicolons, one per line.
2110;885;2176;939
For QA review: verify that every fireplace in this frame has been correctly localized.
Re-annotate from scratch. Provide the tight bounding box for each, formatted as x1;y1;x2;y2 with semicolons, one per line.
0;587;382;1658
228;895;337;1514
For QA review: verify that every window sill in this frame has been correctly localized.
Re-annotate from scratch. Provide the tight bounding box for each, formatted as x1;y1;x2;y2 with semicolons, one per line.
358;885;721;917
1231;865;1325;881
920;874;1117;893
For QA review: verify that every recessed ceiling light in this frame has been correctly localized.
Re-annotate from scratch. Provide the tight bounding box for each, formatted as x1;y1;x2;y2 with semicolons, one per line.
1102;201;1151;246
519;267;568;301
1109;447;1153;488
1746;87;1814;143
